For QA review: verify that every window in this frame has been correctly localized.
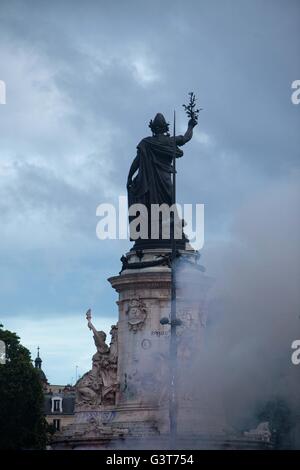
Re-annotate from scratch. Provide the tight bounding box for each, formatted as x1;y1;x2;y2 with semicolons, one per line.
53;419;60;431
51;397;63;413
53;399;60;411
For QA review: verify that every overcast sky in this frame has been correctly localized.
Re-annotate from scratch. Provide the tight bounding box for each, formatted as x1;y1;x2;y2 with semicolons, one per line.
0;0;299;384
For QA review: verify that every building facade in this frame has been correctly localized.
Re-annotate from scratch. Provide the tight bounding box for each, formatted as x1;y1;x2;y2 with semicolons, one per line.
34;348;75;433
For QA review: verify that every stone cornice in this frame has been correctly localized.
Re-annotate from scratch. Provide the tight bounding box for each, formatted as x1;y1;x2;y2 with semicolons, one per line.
108;271;171;292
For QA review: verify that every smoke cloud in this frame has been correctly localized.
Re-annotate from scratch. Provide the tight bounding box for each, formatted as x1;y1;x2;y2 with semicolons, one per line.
176;172;300;446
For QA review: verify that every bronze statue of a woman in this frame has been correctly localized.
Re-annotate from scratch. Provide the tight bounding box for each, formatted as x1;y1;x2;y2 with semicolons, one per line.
127;94;200;249
127;113;197;208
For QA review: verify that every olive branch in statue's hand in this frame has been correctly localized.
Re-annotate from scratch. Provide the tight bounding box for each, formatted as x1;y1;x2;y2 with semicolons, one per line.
182;92;202;127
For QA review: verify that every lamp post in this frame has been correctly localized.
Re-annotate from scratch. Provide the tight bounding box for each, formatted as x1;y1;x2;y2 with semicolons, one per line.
160;93;201;449
159;109;180;449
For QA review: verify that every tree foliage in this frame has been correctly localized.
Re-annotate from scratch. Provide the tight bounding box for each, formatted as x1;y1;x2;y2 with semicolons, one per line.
0;324;48;449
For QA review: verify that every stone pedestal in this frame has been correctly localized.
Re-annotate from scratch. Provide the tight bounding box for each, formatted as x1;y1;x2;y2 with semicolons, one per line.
51;247;272;449
107;246;221;438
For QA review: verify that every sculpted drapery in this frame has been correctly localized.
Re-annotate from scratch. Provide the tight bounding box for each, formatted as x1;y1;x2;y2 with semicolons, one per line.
127;113;197;247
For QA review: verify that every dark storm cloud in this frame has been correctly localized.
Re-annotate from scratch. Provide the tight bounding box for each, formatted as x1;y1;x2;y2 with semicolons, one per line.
0;0;299;381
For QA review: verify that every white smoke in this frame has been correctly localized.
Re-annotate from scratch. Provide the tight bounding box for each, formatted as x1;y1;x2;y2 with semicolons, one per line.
179;172;300;439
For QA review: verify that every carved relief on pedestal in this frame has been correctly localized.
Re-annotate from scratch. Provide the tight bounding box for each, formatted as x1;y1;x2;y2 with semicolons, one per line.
125;298;147;333
72;416;129;439
176;308;198;335
176;307;204;361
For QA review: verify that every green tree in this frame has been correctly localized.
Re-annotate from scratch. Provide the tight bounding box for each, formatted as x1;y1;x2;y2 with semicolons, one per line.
0;324;48;449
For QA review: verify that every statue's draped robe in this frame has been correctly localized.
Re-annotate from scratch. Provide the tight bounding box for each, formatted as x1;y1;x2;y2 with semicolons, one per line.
128;135;187;247
128;135;184;209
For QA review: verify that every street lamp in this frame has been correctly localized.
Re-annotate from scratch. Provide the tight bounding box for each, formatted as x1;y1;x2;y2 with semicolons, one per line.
160;313;182;449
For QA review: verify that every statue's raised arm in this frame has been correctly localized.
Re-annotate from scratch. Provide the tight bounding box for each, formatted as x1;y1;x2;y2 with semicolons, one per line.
86;308;97;336
176;117;198;147
85;309;109;354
